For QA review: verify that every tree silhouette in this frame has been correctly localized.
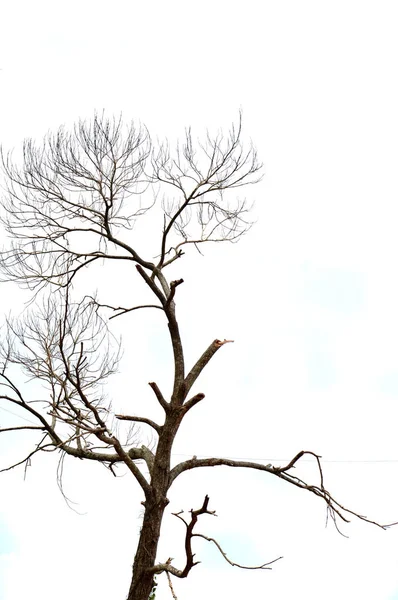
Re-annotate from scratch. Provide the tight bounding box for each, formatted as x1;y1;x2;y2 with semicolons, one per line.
0;114;390;600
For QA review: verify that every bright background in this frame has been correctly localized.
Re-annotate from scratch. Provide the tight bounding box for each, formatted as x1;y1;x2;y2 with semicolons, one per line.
1;1;398;599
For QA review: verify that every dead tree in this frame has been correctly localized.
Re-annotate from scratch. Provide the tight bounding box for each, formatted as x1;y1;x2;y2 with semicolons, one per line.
0;114;391;600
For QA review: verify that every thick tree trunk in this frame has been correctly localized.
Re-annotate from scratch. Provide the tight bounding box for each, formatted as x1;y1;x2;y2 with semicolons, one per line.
127;412;182;600
126;494;167;600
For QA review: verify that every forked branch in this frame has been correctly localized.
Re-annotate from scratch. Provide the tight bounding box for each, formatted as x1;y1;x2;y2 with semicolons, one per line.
151;495;282;579
169;452;395;533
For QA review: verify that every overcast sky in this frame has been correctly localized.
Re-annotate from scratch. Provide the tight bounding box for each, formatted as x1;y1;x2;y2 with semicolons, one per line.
1;1;398;599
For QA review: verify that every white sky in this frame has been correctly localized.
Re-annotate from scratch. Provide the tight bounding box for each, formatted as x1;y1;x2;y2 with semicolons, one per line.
1;1;398;599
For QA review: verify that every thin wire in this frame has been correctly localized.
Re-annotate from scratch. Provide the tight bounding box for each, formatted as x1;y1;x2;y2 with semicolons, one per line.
0;405;37;425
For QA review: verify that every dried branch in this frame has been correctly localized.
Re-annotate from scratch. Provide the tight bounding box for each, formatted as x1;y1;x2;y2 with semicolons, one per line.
166;571;178;600
109;305;163;320
192;533;283;570
0;390;61;446
135;265;167;306
148;381;169;411
183;339;234;399
115;414;161;435
168;453;392;531
152;112;262;269
136;264;185;403
0;380;152;471
106;435;151;494
0;425;45;433
165;279;184;310
151;495;280;581
182;393;205;412
0;114;156;292
85;296;163;320
0;291;155;492
0;437;54;474
151;495;215;578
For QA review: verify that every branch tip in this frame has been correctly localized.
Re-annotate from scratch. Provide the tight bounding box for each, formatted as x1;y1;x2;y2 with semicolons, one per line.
215;339;234;347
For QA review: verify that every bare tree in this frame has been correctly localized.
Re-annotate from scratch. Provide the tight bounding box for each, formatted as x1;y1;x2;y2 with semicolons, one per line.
0;114;392;600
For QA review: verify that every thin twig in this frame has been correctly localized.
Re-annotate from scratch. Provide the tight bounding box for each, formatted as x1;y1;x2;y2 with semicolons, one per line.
192;533;283;570
166;571;178;600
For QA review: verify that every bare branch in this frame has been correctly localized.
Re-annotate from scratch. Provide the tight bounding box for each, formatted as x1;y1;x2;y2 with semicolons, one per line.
0;290;155;493
0;390;62;446
0;441;53;473
148;381;169;411
0;425;45;433
109;305;163;320
168;453;391;531
106;434;151;494
135;264;166;306
192;533;283;570
85;295;163;320
183;339;234;398
182;393;205;412
0;115;156;292
166;571;178;600
115;414;161;435
152;112;262;269
165;279;184;310
151;495;281;582
151;495;215;578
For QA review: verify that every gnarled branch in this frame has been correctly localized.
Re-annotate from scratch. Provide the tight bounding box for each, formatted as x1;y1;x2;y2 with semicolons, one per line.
150;495;281;580
169;452;393;532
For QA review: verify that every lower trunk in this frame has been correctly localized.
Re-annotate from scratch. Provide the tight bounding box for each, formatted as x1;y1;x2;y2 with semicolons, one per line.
127;412;182;599
126;496;167;600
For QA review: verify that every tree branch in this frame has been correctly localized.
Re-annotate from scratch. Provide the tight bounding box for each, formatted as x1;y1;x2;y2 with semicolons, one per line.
86;296;163;320
184;339;233;398
168;453;393;531
150;495;281;581
0;442;54;473
182;393;205;412
150;495;215;578
136;266;186;401
99;432;151;495
0;425;45;433
148;381;169;411
165;279;184;310
135;264;166;306
192;533;283;570
115;414;161;435
0;391;62;446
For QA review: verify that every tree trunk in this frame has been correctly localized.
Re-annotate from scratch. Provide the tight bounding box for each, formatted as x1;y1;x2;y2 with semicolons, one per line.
127;413;181;600
126;494;167;600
